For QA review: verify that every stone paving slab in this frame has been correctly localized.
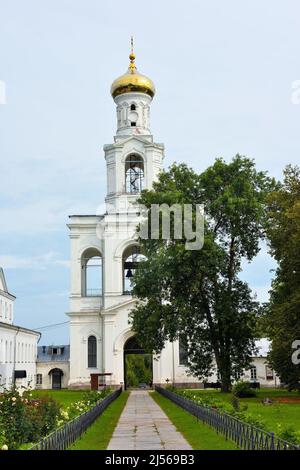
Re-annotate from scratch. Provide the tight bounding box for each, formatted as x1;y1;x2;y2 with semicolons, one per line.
107;390;192;450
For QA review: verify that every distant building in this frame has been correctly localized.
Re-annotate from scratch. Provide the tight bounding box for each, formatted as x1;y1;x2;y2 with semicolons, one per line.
34;339;277;390
36;345;70;389
0;268;40;391
148;339;279;389
242;339;279;388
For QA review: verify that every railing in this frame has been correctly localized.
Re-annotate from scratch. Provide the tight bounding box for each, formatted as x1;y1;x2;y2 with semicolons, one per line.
155;386;300;451
29;388;121;450
85;288;102;297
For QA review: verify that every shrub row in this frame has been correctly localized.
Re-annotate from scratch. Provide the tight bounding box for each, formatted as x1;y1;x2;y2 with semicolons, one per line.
0;388;111;450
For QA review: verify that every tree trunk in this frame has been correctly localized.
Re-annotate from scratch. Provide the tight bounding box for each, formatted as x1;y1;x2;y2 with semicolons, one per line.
220;360;232;393
220;376;232;393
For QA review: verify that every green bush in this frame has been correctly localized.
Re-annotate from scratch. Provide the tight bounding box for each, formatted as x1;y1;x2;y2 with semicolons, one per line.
275;424;300;445
230;395;241;411
232;381;257;398
82;389;111;405
0;389;62;449
0;388;115;449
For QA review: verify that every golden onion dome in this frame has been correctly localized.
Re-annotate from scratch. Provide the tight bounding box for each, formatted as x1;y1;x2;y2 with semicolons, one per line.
111;44;155;99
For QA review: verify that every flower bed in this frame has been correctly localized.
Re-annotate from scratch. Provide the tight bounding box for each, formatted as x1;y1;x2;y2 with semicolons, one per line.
0;387;112;450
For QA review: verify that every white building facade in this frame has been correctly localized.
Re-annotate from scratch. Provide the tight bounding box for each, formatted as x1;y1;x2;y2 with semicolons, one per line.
36;345;70;390
67;49;278;390
0;268;40;391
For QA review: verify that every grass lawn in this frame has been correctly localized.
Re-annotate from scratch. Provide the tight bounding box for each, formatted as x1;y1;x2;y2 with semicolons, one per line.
70;391;129;450
31;390;87;409
186;389;300;432
151;392;237;450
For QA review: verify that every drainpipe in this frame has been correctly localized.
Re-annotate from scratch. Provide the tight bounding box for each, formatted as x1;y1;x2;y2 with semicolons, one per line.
13;328;41;389
101;256;105;376
101;314;105;374
12;327;21;389
172;342;175;387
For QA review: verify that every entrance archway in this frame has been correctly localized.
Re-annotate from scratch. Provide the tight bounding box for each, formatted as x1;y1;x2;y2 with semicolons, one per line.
123;336;153;390
49;368;63;389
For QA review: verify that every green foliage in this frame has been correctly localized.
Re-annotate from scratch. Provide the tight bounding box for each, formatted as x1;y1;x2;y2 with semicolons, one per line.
171;388;265;430
169;388;300;445
230;395;241;411
275;424;300;445
125;354;152;388
264;165;300;391
131;156;276;392
0;388;114;449
0;388;61;450
232;381;257;398
58;389;113;424
25;396;61;441
82;388;111;405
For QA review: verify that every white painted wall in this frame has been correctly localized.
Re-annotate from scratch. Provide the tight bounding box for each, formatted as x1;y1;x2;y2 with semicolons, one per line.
0;268;39;391
0;325;39;391
36;361;70;389
0;269;15;325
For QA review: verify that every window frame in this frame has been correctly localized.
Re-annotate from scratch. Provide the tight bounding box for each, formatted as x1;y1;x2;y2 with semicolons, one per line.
88;335;97;368
125;155;144;194
81;249;103;297
250;366;257;381
265;365;274;380
36;373;42;385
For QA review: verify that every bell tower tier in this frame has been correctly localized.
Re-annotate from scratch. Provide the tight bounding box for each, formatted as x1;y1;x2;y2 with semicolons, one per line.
114;92;152;138
104;135;164;213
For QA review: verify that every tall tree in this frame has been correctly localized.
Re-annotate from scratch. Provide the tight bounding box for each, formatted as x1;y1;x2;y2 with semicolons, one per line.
130;156;275;392
265;165;300;390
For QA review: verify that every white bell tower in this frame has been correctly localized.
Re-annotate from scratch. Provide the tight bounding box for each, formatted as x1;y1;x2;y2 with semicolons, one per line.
67;41;168;390
104;41;164;213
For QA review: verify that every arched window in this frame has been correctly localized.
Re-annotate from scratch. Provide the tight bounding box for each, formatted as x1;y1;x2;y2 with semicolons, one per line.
88;336;97;368
125;155;144;194
81;248;102;297
179;336;189;366
130;104;136;111
123;245;145;294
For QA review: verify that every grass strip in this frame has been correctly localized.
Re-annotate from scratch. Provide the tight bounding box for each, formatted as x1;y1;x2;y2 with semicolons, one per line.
151;391;237;450
70;391;129;450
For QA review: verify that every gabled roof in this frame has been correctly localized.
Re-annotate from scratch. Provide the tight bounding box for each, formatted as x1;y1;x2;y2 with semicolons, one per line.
0;267;15;300
0;268;8;292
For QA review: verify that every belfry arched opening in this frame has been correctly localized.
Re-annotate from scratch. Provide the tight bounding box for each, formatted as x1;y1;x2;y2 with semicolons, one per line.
123;336;153;390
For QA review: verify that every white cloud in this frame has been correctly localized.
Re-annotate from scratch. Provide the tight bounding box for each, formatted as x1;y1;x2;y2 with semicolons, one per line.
0;197;99;234
0;252;69;270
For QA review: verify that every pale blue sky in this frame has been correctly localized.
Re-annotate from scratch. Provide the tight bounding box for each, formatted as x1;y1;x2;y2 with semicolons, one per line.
0;1;299;344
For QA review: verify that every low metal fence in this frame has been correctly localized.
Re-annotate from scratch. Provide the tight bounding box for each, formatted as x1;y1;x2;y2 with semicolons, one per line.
155;386;299;450
29;388;122;450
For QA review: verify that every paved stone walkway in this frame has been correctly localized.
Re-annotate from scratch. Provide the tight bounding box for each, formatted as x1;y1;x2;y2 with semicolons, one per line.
107;390;192;450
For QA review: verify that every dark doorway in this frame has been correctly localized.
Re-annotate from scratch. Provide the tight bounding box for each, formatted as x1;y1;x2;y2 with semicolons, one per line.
123;336;153;390
50;368;63;389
